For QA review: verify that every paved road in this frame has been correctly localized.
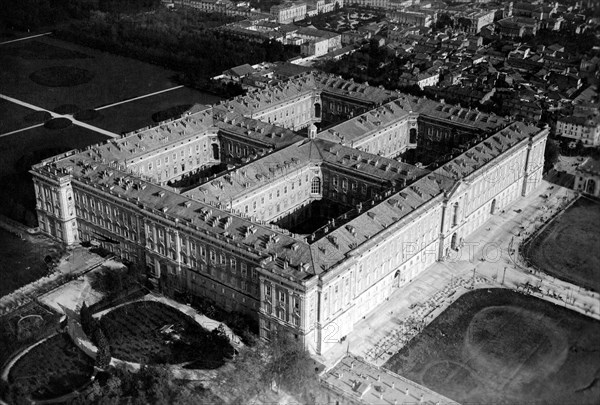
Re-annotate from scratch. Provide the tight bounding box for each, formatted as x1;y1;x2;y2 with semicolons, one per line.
0;32;52;45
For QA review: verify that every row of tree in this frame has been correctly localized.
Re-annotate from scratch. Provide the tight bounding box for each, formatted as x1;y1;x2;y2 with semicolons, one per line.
54;9;300;83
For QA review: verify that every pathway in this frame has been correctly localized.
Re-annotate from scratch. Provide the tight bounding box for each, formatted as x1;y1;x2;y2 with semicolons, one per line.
1;332;59;382
0;123;44;138
0;93;119;138
96;85;184;110
0;32;52;45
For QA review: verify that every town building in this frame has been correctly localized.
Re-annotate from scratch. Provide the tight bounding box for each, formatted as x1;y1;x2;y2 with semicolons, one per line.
271;2;308;24
574;158;600;197
556;113;600;147
31;72;548;356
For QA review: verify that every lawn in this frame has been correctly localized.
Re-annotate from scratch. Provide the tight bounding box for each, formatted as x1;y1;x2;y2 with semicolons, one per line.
91;86;222;135
0;99;48;135
525;197;600;292
384;289;600;405
100;301;234;369
0;36;185;112
0;301;61;367
8;333;95;400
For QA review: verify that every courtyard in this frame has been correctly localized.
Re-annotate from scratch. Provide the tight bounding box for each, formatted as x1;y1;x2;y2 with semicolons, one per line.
524;197;600;292
384;288;600;405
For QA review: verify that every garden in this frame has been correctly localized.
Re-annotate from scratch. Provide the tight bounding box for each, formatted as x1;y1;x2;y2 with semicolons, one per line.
99;301;235;368
523;197;600;292
384;289;600;405
8;333;95;400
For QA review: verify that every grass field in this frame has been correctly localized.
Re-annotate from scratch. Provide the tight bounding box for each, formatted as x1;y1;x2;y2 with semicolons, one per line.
0;37;183;111
384;289;600;405
526;197;600;292
92;86;221;134
100;301;234;368
8;333;94;400
0;99;48;135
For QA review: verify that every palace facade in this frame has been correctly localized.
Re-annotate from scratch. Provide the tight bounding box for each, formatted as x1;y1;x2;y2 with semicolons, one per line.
31;72;548;355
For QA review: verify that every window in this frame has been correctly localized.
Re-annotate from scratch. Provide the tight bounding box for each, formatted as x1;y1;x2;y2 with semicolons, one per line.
279;290;286;302
311;177;321;194
266;285;271;297
230;257;236;269
209;250;216;263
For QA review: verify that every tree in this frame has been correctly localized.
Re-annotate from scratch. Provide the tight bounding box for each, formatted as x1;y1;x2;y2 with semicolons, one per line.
80;301;98;337
94;328;111;369
265;333;322;403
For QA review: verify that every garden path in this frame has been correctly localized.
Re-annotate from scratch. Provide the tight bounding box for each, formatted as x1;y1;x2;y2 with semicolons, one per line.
0;332;59;382
0;93;119;138
0;32;52;45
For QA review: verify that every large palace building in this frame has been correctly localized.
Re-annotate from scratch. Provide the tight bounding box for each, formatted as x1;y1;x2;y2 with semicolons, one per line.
31;72;548;355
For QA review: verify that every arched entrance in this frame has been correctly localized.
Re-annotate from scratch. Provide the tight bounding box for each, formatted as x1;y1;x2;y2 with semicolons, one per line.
451;233;458;250
586;179;596;194
490;199;496;214
212;143;220;160
314;103;321;118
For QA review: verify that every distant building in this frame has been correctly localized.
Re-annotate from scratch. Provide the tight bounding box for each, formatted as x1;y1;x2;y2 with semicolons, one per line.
574;158;600;197
271;2;307;24
556;113;600;147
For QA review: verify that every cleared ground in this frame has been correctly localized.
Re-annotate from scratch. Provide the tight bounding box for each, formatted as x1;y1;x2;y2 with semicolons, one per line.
385;289;600;405
525;197;600;292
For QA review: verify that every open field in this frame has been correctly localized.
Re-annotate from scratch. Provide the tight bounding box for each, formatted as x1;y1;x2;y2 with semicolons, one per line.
93;86;221;134
0;99;48;135
100;301;234;368
384;289;600;405
8;333;94;400
0;37;185;111
525;197;600;292
0;124;109;178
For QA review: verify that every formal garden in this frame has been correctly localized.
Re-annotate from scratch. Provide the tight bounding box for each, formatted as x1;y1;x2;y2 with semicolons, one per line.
7;333;95;400
98;301;235;368
523;197;600;292
384;289;600;405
